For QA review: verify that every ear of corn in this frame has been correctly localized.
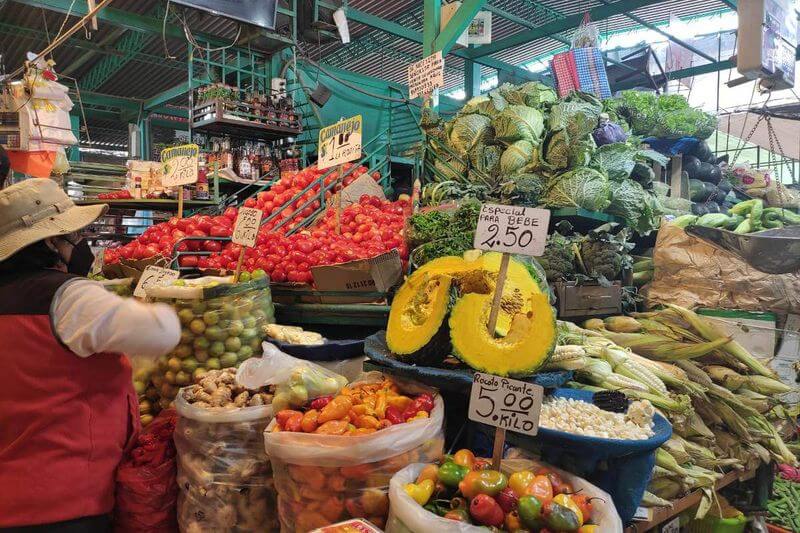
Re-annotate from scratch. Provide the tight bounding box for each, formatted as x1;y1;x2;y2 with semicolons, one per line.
641;490;674;508
705;365;748;391
745;375;794;395
604;316;643;333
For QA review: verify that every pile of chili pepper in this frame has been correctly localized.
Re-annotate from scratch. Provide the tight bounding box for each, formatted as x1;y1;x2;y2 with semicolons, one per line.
404;449;602;532
272;378;436;435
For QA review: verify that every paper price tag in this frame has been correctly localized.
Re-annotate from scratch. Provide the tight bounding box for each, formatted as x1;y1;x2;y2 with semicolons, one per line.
161;144;199;187
232;207;263;247
661;516;680;533
134;265;180;298
468;372;543;436
473;203;550;257
407;51;444;100
318;115;362;170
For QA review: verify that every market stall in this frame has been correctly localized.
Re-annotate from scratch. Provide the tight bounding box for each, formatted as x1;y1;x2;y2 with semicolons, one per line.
1;1;799;532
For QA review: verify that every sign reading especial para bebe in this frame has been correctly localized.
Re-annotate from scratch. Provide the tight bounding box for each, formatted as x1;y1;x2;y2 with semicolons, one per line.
473;203;550;257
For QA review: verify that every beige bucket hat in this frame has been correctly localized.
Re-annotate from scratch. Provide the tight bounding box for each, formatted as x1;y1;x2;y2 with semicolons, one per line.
0;178;108;261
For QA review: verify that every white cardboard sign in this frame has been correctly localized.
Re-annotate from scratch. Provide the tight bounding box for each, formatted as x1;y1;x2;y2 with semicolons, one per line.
407;51;444;100
134;265;180;298
473;203;550;257
318;115;362;170
468;372;544;436
161;144;200;187
232;207;263;247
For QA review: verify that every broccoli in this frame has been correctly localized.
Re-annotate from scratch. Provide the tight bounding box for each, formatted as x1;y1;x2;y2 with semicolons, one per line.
538;231;576;281
577;223;634;281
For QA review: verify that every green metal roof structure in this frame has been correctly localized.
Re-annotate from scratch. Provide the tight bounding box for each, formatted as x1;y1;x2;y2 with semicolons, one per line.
0;0;785;152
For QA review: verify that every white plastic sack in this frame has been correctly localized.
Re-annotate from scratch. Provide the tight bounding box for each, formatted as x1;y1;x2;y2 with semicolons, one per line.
264;379;445;532
386;460;624;533
315;356;366;383
174;390;278;532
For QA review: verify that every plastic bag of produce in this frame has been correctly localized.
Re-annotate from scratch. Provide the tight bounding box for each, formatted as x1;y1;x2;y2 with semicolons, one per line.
114;410;178;533
147;276;274;408
264;377;445;532
174;369;278;532
385;460;622;533
238;342;348;411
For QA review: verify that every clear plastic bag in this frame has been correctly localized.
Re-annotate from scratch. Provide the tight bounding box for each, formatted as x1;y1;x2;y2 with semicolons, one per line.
237;342;348;412
571;13;600;49
386;460;623;533
174;391;278;532
263;383;445;532
148;277;275;409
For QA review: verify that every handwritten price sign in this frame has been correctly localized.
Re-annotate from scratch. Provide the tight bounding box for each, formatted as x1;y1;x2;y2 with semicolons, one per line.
318;115;362;170
407;51;444;100
468;372;544;436
473;203;550;257
161;144;200;187
232;207;263;248
134;265;180;298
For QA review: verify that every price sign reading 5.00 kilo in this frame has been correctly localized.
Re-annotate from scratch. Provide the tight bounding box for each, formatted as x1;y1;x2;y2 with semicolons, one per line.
469;372;544;436
232;207;263;248
318;115;362;170
474;203;550;257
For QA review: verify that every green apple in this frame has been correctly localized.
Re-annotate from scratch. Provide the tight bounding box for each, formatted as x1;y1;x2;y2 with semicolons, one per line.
224;336;242;352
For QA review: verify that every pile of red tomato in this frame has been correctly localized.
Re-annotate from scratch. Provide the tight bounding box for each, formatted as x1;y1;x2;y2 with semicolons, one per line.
104;162;386;270
199;195;410;283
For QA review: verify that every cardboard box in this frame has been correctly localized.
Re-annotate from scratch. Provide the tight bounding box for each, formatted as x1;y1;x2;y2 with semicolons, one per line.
271;250;402;305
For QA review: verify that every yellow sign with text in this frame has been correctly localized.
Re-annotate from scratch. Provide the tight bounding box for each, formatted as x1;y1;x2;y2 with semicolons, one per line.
317;115;362;170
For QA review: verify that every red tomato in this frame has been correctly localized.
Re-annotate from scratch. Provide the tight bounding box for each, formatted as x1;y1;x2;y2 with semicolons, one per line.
203;240;222;252
209;225;231;238
223;207;238;220
244;198;257;208
179;255;199;268
271;269;286;283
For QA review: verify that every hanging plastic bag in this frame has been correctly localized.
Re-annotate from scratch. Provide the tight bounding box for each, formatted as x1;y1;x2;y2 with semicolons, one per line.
571;13;600;48
385;460;623;533
174;371;279;532
114;409;179;533
263;377;445;532
237;341;348;412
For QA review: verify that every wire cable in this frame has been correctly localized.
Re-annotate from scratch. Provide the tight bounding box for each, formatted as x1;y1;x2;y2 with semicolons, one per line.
162;0;176;60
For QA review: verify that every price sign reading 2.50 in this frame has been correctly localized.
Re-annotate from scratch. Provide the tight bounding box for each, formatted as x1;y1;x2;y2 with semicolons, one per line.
473;203;551;257
468;372;544;436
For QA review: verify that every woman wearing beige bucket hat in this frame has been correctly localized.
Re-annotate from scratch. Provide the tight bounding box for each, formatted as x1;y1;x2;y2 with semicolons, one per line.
0;179;181;532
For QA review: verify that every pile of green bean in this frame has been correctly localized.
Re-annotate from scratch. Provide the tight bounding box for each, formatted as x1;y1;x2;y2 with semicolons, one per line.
767;478;800;532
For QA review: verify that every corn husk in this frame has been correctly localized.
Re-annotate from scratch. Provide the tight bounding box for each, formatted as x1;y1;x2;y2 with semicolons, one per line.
705;365;748;391
647;478;683;501
604;316;643;333
661;437;691;464
641;490;674;507
745;375;794;395
666;304;777;378
582;318;605;330
599;330;733;361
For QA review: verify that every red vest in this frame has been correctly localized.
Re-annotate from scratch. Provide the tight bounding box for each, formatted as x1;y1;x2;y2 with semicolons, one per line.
0;270;139;527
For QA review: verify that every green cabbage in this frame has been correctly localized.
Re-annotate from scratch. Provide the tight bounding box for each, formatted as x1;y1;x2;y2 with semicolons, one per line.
493;105;544;144
590;143;638;181
462;92;507;117
499;81;558;108
548;94;602;140
500;140;534;175
509;173;545;206
448;114;492;156
542;168;611;212
543;130;570;170
605;180;663;234
569;136;596;168
433;156;467;182
470;144;503;178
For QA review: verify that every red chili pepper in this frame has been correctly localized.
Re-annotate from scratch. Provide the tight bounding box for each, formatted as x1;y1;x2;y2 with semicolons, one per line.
415;393;435;412
310;395;333;410
385;405;405;425
401;404;419;421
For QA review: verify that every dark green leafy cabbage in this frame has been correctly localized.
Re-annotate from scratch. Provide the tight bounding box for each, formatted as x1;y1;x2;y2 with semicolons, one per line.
542;167;611;212
493;105;544;144
448;114;492;156
500;140;535;175
605;180;663;234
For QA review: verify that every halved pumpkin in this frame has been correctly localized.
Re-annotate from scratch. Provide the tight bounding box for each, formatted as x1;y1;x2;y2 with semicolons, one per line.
449;292;556;377
475;252;543;336
386;274;453;364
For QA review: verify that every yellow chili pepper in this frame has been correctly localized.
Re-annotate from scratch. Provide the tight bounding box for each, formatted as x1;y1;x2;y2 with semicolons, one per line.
404;479;435;506
578;525;599;533
554;493;584;526
374;391;387;418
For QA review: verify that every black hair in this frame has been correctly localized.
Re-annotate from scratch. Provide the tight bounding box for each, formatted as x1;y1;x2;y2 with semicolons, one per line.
0;239;61;274
0;146;10;189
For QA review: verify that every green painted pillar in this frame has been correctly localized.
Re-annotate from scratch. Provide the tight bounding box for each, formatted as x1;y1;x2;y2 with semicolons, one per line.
423;0;441;57
69;114;80;162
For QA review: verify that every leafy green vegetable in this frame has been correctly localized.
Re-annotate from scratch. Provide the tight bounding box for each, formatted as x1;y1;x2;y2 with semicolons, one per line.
578;223;634;281
542;167;611;212
548;93;602;140
590;143;638;181
608;90;717;139
605;180;662;234
462;92;507;117
506;173;545;207
500;140;535;175
543;130;570;170
539;230;577;281
498;82;557;108
448;114;492;156
568;136;597;168
407;210;452;248
493;105;544;144
469;144;503;180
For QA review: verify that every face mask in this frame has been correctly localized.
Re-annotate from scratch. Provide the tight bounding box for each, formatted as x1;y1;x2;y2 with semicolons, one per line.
66;238;95;276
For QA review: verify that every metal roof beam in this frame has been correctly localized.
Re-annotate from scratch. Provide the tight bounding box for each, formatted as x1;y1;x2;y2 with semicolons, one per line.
144;82;191;110
719;0;737;8
346;7;541;81
485;2;635;71
595;0;716;63
434;0;487;56
467;0;670;58
10;0;292;49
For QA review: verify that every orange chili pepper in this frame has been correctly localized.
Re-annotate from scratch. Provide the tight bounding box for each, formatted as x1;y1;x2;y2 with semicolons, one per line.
355;415;380;429
301;409;319;433
314;419;349;435
374;391;387;418
289;465;326;488
276;409;303;428
299;486;329;501
284;412;303;432
318;396;353;424
360;489;389;515
526;475;554;505
320;496;346;522
387;395;412;411
327;475;347;492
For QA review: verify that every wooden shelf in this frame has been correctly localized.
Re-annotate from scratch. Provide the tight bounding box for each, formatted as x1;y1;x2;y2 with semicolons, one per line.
192;99;301;140
625;467;758;533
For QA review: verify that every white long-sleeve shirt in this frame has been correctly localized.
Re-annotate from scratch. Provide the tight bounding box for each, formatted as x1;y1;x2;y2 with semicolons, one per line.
51;278;181;358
